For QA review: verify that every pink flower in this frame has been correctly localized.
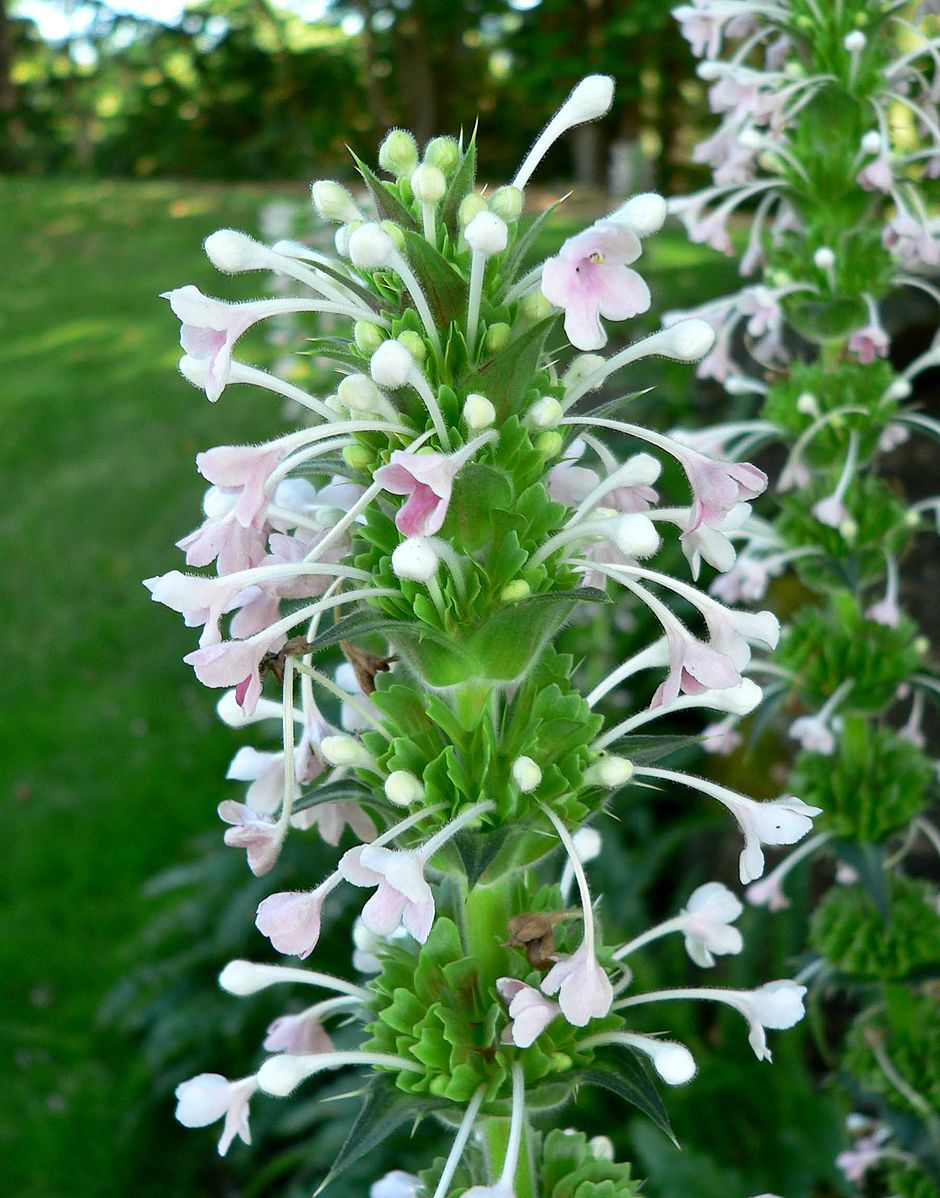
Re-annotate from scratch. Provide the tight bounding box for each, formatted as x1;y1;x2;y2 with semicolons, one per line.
497;978;560;1047
857;155;894;193
255;879;340;957
702;718;743;756
746;871;791;912
884;212;940;267
548;461;600;507
540;940;613;1027
174;1072;257;1155
682;451;767;534
375;450;461;537
848;321;889;365
197;443;286;531
338;844;435;942
652;619;741;708
292;800;377;845
184;632;284;715
217;800;283;875
263;1011;334;1056
177;487;267;574
541;221;651;351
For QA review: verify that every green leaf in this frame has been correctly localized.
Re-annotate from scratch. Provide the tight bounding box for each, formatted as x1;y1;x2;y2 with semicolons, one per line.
305;609;453;658
292;779;381;814
502;197;567;285
451;825;508;886
469;588;609;682
439;463;513;552
571;388;653;420
314;1076;445;1195
572;1059;675;1144
470;317;557;419
401;228;468;328
613;733;705;763
350;151;417;229
440;135;477;234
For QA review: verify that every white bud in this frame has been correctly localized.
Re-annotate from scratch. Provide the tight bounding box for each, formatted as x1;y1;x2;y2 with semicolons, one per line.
320;734;376;769
844;30;866;52
620;452;661;487
218;960;277;996
650;1041;697;1085
370;339;414;388
814;247;835;270
311;180;362;224
512;756;542;792
204;228;267;273
337;373;384;413
585;755;634;788
410;163;446;204
391;537;440;582
463;392;496;429
886;378;911;400
217;690;283;728
559;74;615;125
334;225;352;257
588;1135;615;1161
861;130;882;155
563;353;606;391
737;127;764;150
796;392;820;416
660;318;716;362
384;770;425;807
348;222;395;270
378;128;419;177
609;192;667;238
465;211;509;256
610;512;661;559
527;396;564;429
489;185;524;221
697;60;722;81
839;517;859;540
202;484;237;521
709;678;763;715
573;826;602;864
724;376;756;396
256;1054;309;1097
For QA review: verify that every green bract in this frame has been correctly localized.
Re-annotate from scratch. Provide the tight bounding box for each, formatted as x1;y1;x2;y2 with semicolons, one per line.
843;988;940;1118
540;1129;643;1198
810;879;940;980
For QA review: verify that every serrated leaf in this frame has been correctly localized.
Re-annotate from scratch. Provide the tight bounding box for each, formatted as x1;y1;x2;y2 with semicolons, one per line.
572;1059;675;1144
471;317;557;419
350;150;417;229
401;229;468;328
314;1076;445;1195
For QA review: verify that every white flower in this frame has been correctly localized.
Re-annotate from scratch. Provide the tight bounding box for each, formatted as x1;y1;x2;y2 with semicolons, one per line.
681;882;744;967
174;1073;257;1156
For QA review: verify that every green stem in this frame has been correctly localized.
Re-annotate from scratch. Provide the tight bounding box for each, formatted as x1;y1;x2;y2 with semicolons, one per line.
463;873;512;985
484;1113;536;1198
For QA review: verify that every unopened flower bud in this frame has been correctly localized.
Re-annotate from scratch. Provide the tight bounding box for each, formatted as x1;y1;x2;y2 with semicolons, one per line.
660;318;716;362
463;392;496;429
573;826;602;863
914;635;930;655
588;1136;615;1161
861;130;882;155
311;180;361;224
737;127;764;151
354;321;385;354
379;128;419;177
844;30;866;52
904;508;920;528
384;770;425;807
424;136;460;174
512;756;542;792
500;579;531;602
724;376;757;396
334;224;353;257
527;396;563;429
839;518;858;541
397;331;427;363
813;247;835;270
484;322;512;352
611;513;660;559
411;164;446;204
391;536;440;582
204;229;265;273
337;373;384;413
563;354;606;391
320;734;377;770
459;193;488;227
489;186;524;221
610;192;667;238
520;292;554;321
343;444;373;471
203;485;236;520
349;222;395;269
534;430;564;458
371;340;414;388
886;378;911;400
465;211;508;256
697;61;721;82
585;755;635;787
796;392;820;416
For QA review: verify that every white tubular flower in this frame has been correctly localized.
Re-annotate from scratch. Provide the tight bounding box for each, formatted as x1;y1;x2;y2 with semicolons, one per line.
680;882;744;967
581;1031;697;1085
609;193;668;238
513;75;615;190
174;1073;258;1156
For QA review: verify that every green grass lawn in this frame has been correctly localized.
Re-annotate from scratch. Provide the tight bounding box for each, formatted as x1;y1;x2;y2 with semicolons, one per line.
0;177;738;1197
